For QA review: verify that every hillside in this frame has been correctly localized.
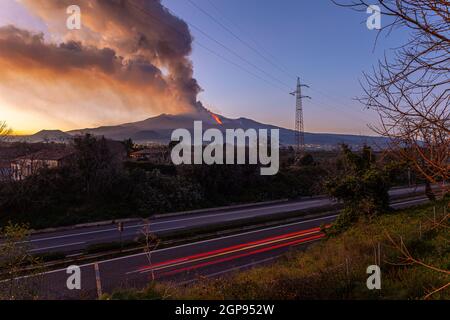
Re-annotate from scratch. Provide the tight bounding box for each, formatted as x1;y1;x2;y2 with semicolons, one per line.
7;112;390;149
9;130;72;143
67;113;389;149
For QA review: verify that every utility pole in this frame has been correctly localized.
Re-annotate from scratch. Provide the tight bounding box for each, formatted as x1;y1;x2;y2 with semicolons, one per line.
290;77;311;156
118;222;124;252
94;263;103;299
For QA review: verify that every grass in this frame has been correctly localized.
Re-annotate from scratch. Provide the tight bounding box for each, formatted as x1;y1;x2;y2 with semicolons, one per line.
106;199;450;300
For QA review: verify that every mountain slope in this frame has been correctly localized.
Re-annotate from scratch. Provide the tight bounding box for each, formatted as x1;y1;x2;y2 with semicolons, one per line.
67;113;389;149
11;130;72;143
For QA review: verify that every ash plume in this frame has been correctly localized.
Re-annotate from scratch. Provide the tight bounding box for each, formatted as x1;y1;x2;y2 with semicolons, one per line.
0;0;206;129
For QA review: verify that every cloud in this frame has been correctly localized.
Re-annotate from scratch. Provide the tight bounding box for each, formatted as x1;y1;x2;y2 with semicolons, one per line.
0;0;204;130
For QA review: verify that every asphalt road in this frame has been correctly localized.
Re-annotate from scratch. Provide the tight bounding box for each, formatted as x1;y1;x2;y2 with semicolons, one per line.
2;195;429;299
21;185;426;254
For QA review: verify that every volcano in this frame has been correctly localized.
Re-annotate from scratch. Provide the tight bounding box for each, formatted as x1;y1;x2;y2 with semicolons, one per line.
64;111;389;150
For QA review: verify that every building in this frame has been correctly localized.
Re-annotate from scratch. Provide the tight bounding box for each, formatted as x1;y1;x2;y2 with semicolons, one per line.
130;146;170;164
11;149;75;181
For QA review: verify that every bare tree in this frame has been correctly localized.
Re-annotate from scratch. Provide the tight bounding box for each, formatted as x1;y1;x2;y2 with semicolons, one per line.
0;121;11;142
385;231;450;299
334;1;449;194
141;219;160;282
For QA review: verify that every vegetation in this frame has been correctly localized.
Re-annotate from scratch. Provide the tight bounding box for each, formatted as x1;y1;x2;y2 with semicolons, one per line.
337;0;449;194
106;199;449;300
0;136;330;229
0;223;45;300
326;145;394;232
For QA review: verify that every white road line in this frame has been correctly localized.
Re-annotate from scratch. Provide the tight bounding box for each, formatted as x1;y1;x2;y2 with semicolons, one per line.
29;242;86;252
25;224;188;244
178;238;321;286
394;197;427;204
132;230;322;275
24;229;123;243
178;256;282;286
17;196;427;249
391;198;428;207
149;199;331;225
24;199;332;243
22;188;422;244
0;195;429;284
19;214;339;277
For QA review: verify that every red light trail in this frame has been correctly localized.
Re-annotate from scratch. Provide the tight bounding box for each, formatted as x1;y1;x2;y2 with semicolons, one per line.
159;234;324;278
135;226;327;278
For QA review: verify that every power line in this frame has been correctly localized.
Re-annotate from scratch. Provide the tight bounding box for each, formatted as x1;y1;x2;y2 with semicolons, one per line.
187;0;297;82
194;42;288;93
310;87;357;110
310;87;374;122
308;99;372;125
132;0;372;128
188;0;374;125
200;1;378;111
126;1;288;93
186;20;292;89
205;0;297;80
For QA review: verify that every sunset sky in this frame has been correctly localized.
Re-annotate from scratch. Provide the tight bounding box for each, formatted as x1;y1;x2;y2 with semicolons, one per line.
0;0;406;135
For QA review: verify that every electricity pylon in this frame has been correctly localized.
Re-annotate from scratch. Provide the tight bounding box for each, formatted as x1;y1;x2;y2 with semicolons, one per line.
290;77;311;156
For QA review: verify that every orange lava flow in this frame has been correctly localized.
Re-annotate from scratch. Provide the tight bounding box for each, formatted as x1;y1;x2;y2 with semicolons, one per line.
210;112;223;125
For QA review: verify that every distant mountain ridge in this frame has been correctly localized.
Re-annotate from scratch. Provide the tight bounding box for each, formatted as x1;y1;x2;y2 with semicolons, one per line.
14;113;389;150
15;130;72;143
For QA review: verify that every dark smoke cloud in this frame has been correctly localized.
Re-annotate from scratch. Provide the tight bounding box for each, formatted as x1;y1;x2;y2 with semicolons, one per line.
22;0;202;109
0;0;205;130
0;24;171;89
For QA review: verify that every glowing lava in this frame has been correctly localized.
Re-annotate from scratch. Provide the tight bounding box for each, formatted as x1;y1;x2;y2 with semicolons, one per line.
210;112;223;125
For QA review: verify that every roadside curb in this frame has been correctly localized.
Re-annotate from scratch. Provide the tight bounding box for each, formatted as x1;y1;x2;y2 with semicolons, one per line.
26;209;339;273
30;218;141;236
26;186;430;236
151;199;289;219
29;198;290;235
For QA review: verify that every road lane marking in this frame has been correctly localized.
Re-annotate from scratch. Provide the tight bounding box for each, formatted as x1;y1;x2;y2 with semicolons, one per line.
11;214;338;279
391;198;428;207
178;236;329;286
150;186;423;229
29;242;86;252
1;194;429;286
23;225;188;244
139;227;322;271
134;229;323;274
135;227;322;272
178;256;283;286
3;195;429;289
148;199;332;225
157;235;324;278
22;187;422;244
23;199;333;244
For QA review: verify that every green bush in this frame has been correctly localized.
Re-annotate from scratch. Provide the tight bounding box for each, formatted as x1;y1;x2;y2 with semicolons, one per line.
326;145;393;232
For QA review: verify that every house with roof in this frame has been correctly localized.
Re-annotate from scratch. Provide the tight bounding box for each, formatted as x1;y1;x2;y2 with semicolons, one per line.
130;145;170;164
11;149;75;181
